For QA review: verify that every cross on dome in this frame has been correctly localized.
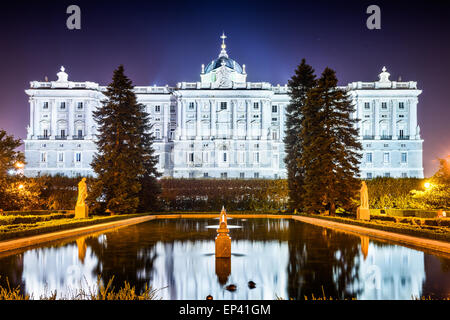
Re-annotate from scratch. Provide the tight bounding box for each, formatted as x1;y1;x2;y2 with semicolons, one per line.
219;32;228;58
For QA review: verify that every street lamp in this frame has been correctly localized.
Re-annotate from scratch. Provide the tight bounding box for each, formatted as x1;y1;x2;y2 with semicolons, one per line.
15;162;24;169
18;184;24;190
424;182;433;190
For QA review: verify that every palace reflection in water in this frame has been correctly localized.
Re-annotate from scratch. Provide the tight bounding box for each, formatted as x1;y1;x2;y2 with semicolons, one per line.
0;219;449;300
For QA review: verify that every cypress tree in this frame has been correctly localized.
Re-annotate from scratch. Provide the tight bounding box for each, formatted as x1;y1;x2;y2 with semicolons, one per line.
300;68;362;215
90;65;161;214
284;59;316;212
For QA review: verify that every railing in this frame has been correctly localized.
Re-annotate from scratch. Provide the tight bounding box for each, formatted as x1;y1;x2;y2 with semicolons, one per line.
398;135;410;140
37;135;50;140
381;135;392;140
363;135;375;140
72;135;84;140
55;136;67;140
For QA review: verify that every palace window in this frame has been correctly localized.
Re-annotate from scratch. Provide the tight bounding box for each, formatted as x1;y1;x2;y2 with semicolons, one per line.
75;152;82;162
188;152;194;162
202;151;209;163
366;153;373;163
254;172;259;178
155;128;161;140
401;152;408;163
220;102;227;110
399;102;405;110
223;152;227;162
60;129;66;137
155;105;161;112
170;105;176;113
43;102;49;109
384;172;391;178
272;131;278;140
57;152;64;162
40;152;47;163
43;129;49;138
240;172;245;178
366;172;373;179
221;172;227;178
364;102;370;109
272;117;278;122
253;102;259;110
272;105;278;113
383;152;390;163
381;102;387;109
203;172;209;178
77;102;83;110
401;172;408;178
254;152;260;163
399;129;405;138
60;102;66;110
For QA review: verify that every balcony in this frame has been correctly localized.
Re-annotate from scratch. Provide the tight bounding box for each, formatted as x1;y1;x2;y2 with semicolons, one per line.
72;135;84;140
381;135;392;140
55;135;67;140
363;135;374;140
37;135;50;140
398;135;410;140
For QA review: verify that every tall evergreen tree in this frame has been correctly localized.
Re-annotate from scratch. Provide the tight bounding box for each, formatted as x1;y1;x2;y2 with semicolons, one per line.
284;59;316;211
300;68;362;215
90;65;161;214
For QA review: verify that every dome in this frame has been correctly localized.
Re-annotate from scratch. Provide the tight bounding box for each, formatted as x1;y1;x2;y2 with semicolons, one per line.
204;57;243;74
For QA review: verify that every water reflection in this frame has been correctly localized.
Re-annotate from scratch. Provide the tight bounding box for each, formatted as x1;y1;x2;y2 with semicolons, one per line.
0;218;448;299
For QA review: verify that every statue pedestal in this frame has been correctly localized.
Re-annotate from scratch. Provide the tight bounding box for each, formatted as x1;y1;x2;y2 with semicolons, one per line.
357;207;370;221
75;204;89;219
215;230;231;258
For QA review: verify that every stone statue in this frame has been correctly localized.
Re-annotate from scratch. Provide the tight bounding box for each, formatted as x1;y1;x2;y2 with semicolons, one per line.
357;181;370;220
75;177;89;219
360;181;369;209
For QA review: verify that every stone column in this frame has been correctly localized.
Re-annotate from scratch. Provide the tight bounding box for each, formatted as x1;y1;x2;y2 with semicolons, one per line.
232;100;237;139
163;103;169;141
374;99;380;139
409;98;418;138
68;99;74;139
262;99;271;140
177;99;182;139
210;100;216;138
29;98;35;139
85;100;91;139
196;100;201;140
34;99;40;139
392;99;397;139
246;99;251;139
279;104;285;141
181;100;186;140
51;99;57;139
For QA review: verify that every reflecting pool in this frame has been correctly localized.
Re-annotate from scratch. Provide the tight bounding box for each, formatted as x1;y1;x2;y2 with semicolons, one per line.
0;218;449;300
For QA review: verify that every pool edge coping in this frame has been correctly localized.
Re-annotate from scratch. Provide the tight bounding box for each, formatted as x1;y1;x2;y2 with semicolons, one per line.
0;213;449;256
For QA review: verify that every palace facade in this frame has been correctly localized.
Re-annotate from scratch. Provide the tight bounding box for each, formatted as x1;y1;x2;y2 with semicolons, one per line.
23;35;424;179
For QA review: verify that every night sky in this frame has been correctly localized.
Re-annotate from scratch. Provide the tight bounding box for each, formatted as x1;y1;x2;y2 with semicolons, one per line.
0;0;449;177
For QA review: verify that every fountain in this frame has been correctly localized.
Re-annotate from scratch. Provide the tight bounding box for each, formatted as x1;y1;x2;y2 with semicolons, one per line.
215;206;232;286
215;206;231;258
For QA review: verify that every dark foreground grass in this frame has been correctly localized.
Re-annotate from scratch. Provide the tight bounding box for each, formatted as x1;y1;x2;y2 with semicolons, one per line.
0;276;161;300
